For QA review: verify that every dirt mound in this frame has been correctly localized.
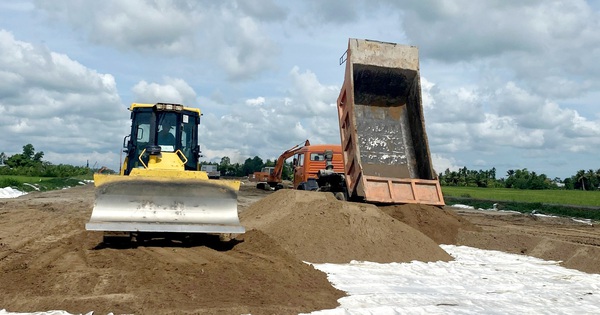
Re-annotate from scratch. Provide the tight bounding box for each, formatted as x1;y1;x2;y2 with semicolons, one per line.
6;182;598;313
379;204;481;245
0;186;343;315
240;189;452;263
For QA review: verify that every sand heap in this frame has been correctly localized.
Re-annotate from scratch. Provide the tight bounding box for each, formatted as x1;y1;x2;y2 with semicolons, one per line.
240;189;452;263
0;186;344;315
379;204;481;245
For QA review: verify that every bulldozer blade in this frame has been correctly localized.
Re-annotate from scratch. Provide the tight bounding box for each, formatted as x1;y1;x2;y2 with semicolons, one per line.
86;176;244;234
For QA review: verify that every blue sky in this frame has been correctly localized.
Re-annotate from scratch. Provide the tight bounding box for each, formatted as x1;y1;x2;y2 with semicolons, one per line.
0;0;599;179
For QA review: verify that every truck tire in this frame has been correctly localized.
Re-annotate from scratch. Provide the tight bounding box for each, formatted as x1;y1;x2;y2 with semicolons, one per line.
334;192;347;201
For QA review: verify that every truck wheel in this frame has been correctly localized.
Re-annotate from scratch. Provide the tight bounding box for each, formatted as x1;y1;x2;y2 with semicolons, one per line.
334;192;347;201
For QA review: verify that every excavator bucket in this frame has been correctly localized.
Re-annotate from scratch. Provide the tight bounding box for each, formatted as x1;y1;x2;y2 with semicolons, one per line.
86;173;244;234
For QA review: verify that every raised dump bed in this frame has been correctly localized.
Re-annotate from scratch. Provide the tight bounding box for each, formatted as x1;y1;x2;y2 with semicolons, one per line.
336;38;444;206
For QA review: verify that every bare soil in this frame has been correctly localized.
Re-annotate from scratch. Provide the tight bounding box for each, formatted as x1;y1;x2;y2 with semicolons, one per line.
240;189;451;264
0;181;599;314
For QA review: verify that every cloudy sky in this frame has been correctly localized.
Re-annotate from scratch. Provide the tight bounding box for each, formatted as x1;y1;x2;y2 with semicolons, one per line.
1;0;599;179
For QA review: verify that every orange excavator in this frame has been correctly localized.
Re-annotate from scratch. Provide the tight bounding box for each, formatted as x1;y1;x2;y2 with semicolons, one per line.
255;140;310;190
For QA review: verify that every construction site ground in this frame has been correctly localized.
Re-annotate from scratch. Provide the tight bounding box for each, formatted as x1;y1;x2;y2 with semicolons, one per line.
1;181;599;315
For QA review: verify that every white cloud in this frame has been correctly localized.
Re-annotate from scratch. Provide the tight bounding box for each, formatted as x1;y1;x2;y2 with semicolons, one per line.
286;66;339;116
132;78;197;105
2;0;599;179
420;77;435;110
200;147;245;165
430;153;460;174
425;84;484;123
472;114;546;149
0;29;127;169
35;0;281;80
245;96;265;107
196;66;342;166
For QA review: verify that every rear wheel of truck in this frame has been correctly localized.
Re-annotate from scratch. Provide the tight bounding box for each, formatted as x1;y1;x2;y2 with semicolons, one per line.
333;192;347;201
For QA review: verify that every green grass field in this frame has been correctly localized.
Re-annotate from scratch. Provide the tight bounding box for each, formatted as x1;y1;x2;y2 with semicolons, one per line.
442;186;600;207
0;175;91;192
442;186;600;220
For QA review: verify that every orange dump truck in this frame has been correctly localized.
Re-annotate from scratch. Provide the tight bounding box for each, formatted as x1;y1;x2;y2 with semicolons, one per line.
254;140;346;192
291;144;344;190
336;39;444;206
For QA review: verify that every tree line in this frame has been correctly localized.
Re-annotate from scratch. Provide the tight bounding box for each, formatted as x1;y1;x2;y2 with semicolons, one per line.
0;144;91;177
2;144;597;191
202;156;294;180
0;144;293;179
438;167;600;191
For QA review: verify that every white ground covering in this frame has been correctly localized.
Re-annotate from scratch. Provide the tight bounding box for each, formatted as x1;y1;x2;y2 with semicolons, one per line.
308;245;600;314
0;187;26;198
2;246;599;315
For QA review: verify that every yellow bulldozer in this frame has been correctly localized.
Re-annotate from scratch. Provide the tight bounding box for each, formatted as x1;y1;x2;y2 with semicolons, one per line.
86;103;244;244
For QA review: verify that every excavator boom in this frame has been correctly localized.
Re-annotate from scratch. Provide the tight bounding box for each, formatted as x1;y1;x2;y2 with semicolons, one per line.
267;139;310;185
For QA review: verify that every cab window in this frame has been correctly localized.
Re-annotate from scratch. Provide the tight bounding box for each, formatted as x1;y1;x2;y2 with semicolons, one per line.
310;153;324;161
296;153;304;166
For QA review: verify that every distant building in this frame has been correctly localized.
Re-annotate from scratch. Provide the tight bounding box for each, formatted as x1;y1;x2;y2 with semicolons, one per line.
553;181;565;188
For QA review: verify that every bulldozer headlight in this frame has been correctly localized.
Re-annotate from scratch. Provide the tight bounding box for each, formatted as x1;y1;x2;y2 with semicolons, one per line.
155;103;184;111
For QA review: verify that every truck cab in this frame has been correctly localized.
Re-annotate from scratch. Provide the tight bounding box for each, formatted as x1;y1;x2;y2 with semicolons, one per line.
292;144;344;190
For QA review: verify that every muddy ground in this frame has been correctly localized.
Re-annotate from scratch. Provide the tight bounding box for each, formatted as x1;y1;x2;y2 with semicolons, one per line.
0;181;599;314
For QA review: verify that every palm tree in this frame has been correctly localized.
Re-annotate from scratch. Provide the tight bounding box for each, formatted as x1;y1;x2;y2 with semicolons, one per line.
587;169;598;190
506;169;515;178
576;170;586;191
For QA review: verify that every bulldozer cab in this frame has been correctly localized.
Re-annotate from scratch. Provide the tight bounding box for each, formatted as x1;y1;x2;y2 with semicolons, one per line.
124;103;200;174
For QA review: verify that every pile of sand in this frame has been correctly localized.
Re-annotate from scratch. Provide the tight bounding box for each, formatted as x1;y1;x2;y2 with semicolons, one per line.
379;204;481;245
240;189;452;263
0;186;344;315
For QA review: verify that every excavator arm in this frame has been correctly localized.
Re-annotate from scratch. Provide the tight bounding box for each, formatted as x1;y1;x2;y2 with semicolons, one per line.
267;139;310;186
